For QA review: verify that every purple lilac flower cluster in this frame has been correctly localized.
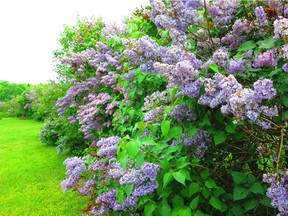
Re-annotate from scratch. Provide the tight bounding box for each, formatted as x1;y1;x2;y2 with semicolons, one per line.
101;22;127;40
221;18;251;50
194;73;277;128
274;18;288;41
263;170;288;216
150;0;201;33
172;130;211;159
150;0;200;45
206;0;240;25
61;42;122;83
76;93;113;137
61;157;86;192
255;6;268;27
78;179;95;196
123;36;170;73
95;136;120;158
142;90;171;124
89;163;160;215
154;49;202;91
90;162;160;214
68;136;161;215
169;104;195;122
253;49;278;68
56;77;100;116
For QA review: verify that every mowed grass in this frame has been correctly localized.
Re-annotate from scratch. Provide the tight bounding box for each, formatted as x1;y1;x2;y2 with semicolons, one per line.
0;118;88;216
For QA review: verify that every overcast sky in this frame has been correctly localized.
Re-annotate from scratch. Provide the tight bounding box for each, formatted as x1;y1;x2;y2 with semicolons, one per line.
0;0;150;84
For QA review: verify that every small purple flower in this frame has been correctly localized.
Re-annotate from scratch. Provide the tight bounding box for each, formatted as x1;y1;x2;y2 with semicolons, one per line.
282;63;288;72
255;6;268;26
141;162;160;181
253;49;278;68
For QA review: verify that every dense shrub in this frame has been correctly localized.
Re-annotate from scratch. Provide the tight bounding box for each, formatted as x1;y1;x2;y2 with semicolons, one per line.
41;1;288;215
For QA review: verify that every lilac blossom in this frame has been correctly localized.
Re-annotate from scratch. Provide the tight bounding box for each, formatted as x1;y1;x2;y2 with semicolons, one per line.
132;182;159;196
212;47;230;68
273;18;288;40
141;162;161;181
101;21;127;40
61;157;86;191
88;160;107;171
119;169;146;185
172;130;211;159
263;171;288;216
182;78;205;98
255;6;268;26
206;0;240;25
226;59;248;74
78;179;95;196
283;63;288;72
95;136;120;158
76;93;111;135
169;104;195;122
253;49;278;68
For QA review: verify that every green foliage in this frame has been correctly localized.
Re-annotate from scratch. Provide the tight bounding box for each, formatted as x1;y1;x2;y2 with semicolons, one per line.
0;80;30;102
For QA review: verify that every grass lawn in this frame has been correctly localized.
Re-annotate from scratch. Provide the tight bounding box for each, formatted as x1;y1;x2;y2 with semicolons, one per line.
0;118;88;216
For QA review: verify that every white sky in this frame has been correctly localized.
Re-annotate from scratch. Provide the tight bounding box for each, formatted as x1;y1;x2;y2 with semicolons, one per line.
0;0;150;84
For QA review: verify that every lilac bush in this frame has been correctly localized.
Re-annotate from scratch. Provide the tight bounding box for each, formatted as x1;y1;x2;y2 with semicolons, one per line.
44;1;288;215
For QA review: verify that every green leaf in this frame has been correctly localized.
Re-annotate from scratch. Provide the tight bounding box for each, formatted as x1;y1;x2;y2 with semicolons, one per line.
200;169;209;180
170;126;183;141
161;120;171;136
201;187;211;199
160;159;171;171
190;195;199;209
205;178;218;189
163;172;173;188
140;136;157;145
189;183;201;197
173;170;186;185
260;196;272;207
144;203;157;216
124;184;134;197
244;199;258;212
116;189;125;205
160;203;171;216
257;38;275;49
250;182;264;195
209;63;219;72
151;143;167;154
213;131;227;145
126;140;140;159
135;153;145;167
164;145;183;155
213;188;225;197
172;195;184;208
118;151;128;168
136;121;147;130
285;111;288;119
233;186;250;201
225;124;237;133
176;157;190;169
231;171;246;185
190;195;200;209
194;210;209;216
231;205;244;216
209;196;222;211
283;97;288;107
238;40;256;52
269;68;282;77
188;126;198;136
179;207;192;216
